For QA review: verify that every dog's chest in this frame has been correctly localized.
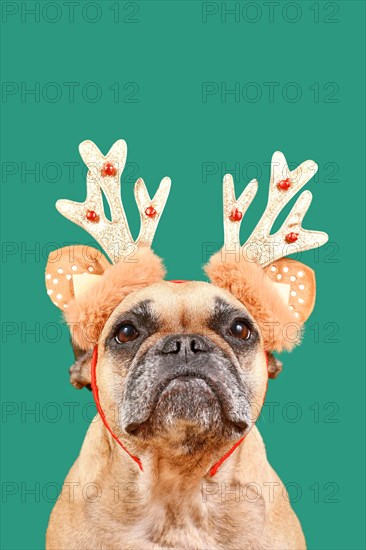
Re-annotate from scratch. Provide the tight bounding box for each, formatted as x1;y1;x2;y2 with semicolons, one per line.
106;488;266;550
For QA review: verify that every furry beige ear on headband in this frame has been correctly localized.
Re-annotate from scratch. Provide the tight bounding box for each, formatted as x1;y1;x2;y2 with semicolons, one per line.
46;245;165;350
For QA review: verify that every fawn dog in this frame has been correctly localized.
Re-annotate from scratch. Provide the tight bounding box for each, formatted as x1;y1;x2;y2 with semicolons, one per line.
45;140;328;549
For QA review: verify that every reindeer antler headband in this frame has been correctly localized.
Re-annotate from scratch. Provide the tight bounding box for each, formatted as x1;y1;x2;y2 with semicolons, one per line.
57;139;171;264
222;151;328;266
45;139;328;352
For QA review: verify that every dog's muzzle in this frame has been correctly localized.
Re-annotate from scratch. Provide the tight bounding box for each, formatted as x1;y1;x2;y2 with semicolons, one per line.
91;344;269;476
121;333;252;439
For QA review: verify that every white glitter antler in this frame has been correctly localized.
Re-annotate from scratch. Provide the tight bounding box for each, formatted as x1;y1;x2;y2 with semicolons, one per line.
56;140;171;263
223;151;329;267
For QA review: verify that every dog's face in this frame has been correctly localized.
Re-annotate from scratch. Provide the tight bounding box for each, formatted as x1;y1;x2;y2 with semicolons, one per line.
95;281;268;455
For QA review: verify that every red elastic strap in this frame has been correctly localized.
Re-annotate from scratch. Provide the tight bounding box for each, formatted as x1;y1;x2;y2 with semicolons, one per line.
91;345;143;471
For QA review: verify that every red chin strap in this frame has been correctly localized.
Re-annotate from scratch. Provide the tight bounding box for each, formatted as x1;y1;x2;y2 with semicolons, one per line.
90;346;269;477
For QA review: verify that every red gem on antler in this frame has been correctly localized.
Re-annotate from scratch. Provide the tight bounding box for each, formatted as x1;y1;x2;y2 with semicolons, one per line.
101;162;117;177
230;208;243;222
86;210;99;222
277;178;291;191
285;232;299;243
145;206;157;218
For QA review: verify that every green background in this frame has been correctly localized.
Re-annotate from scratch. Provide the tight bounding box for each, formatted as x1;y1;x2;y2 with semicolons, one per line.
1;1;365;549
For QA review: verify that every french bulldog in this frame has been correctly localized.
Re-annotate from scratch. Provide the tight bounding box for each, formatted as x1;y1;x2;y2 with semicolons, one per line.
46;280;305;550
45;140;328;549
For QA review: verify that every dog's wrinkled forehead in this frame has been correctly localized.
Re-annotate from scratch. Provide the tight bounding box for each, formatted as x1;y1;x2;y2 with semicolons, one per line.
103;280;257;336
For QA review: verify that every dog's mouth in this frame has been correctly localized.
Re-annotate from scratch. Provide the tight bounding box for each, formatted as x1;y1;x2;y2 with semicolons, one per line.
158;373;220;401
124;372;248;437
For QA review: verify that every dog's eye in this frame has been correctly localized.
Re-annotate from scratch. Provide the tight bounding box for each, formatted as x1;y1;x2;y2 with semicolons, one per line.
230;320;251;340
115;323;139;344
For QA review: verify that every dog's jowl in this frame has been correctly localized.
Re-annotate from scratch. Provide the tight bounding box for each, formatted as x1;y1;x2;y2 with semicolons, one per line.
45;139;328;549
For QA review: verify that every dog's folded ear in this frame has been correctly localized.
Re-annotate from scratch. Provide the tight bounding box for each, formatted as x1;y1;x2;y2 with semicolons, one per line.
205;253;316;353
69;346;92;390
267;353;283;379
46;245;166;351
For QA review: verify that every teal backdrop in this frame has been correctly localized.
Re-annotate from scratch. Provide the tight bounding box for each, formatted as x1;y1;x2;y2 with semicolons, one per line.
1;1;365;549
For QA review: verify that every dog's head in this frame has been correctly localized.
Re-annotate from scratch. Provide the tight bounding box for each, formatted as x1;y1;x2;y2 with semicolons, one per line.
45;140;328;465
95;280;268;453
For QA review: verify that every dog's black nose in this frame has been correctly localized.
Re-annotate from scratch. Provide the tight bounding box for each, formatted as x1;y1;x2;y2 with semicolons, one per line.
161;334;210;355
